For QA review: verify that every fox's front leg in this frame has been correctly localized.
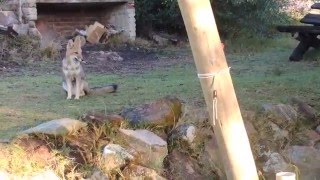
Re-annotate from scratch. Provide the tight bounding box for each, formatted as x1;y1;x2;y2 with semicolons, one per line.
66;78;72;100
75;77;81;99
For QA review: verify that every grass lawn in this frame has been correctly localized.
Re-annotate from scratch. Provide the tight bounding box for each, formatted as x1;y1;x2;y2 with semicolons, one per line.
1;37;320;140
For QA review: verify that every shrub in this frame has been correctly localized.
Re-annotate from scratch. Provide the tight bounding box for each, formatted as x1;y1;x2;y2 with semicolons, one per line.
134;0;290;38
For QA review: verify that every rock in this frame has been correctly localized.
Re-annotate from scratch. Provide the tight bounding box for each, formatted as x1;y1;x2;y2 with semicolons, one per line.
0;11;18;26
121;96;182;128
316;125;320;135
0;171;10;180
122;164;166;180
22;7;37;21
12;23;29;35
102;144;134;172
118;129;167;171
297;129;320;146
103;144;134;160
81;111;124;128
85;170;109;180
181;106;209;124
15;136;53;162
0;170;60;180
152;34;169;46
263;152;291;174
198;132;226;179
285;146;320;179
165;150;202;180
20;118;87;136
98;51;123;61
244;120;257;136
167;124;196;152
315;140;320;150
28;27;41;38
291;97;317;120
269;122;289;141
262;103;298;124
22;0;37;8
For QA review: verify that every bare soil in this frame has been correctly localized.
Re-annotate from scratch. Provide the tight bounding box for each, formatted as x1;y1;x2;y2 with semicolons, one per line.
0;43;192;77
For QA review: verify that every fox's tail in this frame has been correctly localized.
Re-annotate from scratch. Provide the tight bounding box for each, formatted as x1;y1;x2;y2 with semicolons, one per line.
62;82;117;96
87;84;118;95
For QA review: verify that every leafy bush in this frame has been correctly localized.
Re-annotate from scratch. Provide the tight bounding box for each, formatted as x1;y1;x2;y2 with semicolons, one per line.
134;0;290;38
135;0;184;35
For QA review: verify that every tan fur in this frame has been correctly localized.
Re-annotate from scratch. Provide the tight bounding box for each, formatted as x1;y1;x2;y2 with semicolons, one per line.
62;36;117;100
62;36;86;100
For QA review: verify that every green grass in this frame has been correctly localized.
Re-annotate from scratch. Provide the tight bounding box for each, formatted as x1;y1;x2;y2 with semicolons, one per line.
1;37;320;140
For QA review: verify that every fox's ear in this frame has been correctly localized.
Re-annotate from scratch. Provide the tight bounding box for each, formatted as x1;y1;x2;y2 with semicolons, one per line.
66;39;74;56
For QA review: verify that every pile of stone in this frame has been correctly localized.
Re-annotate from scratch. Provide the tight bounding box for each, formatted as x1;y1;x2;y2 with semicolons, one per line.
0;0;41;38
75;21;123;44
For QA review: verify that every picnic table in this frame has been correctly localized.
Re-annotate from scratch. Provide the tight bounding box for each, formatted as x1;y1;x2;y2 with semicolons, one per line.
277;3;320;61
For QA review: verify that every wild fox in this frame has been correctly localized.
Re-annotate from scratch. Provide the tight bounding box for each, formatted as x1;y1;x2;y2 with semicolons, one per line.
62;36;117;100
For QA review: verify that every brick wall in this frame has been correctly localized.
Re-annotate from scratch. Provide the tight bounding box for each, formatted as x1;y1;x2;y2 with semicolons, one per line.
36;2;136;39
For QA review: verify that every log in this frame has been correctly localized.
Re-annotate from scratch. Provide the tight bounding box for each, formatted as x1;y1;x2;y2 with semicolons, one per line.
311;3;320;9
276;25;320;34
300;14;320;26
177;0;258;179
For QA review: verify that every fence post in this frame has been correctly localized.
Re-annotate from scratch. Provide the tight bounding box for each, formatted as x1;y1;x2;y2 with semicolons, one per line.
177;0;259;179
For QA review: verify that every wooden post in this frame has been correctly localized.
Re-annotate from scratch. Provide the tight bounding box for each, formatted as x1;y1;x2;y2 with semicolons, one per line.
177;0;259;179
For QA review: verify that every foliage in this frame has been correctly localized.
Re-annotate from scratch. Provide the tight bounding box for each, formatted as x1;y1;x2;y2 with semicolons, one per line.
212;0;290;38
134;0;184;35
134;0;290;38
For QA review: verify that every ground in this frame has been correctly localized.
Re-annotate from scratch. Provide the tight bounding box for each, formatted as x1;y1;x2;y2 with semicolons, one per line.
1;35;320;141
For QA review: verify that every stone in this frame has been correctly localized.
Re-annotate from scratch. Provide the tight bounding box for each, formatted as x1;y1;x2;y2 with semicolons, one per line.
297;129;320;146
269;122;289;141
198;132;226;179
20;118;87;136
291;97;317;120
0;170;60;180
316;125;320;135
102;144;134;172
28;28;42;38
22;7;37;21
285;146;320;179
23;0;37;8
121;96;182;128
167;124;196;152
165;150;202;180
262;103;297;124
263;152;291;174
122;164;166;180
118;129;167;171
181;106;209;124
103;144;134;160
81;111;124;128
85;170;109;180
0;11;18;26
15;136;53;162
12;23;29;35
244;120;257;136
315;140;320;150
104;52;123;61
152;34;169;46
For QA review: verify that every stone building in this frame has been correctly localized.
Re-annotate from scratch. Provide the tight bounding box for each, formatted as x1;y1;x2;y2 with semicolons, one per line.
1;0;136;40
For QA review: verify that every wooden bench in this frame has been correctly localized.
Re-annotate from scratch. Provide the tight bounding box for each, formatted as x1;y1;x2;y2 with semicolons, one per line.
277;3;320;61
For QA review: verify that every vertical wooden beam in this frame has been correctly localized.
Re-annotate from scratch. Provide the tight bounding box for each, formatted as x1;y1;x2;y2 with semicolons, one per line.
177;0;259;179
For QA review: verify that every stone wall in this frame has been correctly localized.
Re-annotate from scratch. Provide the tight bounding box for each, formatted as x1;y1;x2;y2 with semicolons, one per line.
0;0;136;40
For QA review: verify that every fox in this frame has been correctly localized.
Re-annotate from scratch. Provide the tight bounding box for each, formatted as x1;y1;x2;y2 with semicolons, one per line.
62;36;117;100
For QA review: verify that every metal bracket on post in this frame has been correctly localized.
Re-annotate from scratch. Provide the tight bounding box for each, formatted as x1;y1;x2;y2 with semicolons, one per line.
197;67;230;126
